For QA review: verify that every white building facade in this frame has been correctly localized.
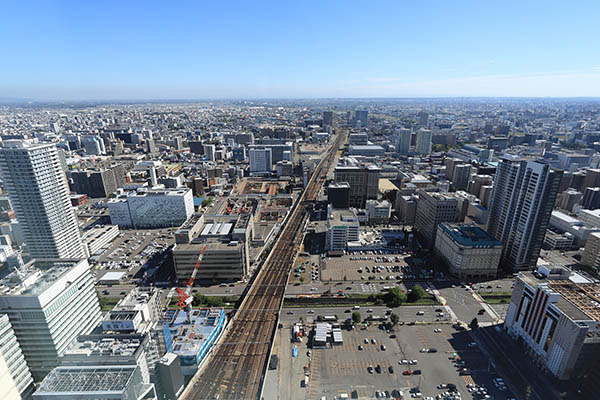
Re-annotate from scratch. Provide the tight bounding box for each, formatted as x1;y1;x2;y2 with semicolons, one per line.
0;313;33;397
0;259;102;381
0;141;87;259
108;188;194;228
249;148;272;173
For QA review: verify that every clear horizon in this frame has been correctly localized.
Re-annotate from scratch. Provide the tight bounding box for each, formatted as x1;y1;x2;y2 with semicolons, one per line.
2;1;600;100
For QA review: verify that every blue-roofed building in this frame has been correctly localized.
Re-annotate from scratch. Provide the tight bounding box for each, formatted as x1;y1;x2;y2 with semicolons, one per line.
434;223;503;280
160;308;226;377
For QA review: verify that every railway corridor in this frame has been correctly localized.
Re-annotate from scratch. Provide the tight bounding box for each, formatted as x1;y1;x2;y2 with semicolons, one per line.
183;132;346;400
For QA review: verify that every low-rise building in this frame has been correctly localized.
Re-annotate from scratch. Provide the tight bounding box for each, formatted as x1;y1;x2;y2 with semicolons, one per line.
82;224;119;255
543;230;574;250
366;199;392;222
33;365;156;400
173;241;248;282
434;223;502;279
504;267;600;380
107;188;194;228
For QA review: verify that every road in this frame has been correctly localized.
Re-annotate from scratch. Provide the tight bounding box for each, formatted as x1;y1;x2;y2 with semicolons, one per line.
475;325;559;400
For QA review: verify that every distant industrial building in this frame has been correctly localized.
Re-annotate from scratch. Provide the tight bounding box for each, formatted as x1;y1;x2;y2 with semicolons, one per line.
0;259;102;381
504;267;600;380
434;223;502;279
108;188;194;228
326;209;360;252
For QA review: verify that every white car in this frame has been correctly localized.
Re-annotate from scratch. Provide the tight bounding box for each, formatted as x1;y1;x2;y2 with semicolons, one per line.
419;348;428;353
399;359;409;365
410;392;421;398
433;328;442;333
409;359;417;365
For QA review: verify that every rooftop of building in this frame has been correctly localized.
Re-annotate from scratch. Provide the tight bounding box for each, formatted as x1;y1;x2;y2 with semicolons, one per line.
330;209;359;225
439;223;501;247
36;365;139;394
174;240;242;252
0;259;84;297
162;308;225;358
62;334;146;360
520;269;600;322
328;182;351;189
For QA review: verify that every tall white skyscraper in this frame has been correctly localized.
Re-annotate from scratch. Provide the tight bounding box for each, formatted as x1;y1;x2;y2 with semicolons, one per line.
395;128;412;154
487;156;563;272
249;148;272;173
0;141;87;259
415;128;432;155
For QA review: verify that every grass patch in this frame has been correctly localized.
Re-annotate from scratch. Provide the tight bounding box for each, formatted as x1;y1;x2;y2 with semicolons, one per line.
98;297;120;311
479;292;512;304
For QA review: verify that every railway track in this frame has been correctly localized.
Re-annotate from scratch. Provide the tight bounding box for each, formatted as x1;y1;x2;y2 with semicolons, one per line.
183;132;346;400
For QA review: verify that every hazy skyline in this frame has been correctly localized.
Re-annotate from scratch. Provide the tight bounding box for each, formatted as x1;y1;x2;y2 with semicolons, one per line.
2;1;600;100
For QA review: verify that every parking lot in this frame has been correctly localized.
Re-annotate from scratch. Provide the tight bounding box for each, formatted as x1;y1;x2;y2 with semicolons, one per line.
92;228;174;283
322;254;430;282
271;308;515;400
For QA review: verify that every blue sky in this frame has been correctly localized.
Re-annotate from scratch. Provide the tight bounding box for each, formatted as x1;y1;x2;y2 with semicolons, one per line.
1;1;599;100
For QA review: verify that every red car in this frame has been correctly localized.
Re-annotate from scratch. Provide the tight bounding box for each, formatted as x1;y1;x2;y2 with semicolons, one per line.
402;370;412;376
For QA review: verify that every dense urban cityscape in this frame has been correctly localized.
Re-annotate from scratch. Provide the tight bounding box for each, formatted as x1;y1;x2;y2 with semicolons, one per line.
0;99;598;400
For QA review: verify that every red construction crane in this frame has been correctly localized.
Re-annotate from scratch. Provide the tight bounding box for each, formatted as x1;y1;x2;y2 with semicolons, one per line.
176;244;207;309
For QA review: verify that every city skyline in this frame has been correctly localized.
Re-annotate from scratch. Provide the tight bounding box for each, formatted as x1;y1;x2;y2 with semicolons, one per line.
2;1;600;100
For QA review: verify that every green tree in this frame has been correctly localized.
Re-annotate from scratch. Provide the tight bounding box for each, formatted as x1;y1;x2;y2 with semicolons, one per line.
524;385;532;400
385;287;407;307
299;277;304;283
390;313;400;326
407;284;426;302
193;293;206;306
470;317;479;330
206;296;224;307
343;275;347;281
352;311;361;325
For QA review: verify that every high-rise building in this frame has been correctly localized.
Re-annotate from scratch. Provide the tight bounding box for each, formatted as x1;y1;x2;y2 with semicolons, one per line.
326;209;360;252
0;141;87;259
334;162;380;208
355;110;368;128
204;144;216;161
0;259;102;381
558;189;582;212
487;157;563;272
582;187;600;210
0;314;33;398
451;164;472;191
415;128;432;155
581;232;600;269
417;111;429;128
70;166;125;198
249;147;272;173
322;111;334;127
415;190;458;249
395;128;411;155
